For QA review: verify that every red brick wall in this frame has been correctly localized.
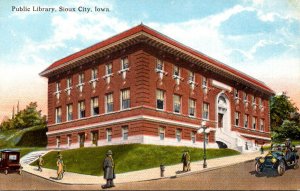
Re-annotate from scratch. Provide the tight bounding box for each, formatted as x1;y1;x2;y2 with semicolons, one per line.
46;43;271;146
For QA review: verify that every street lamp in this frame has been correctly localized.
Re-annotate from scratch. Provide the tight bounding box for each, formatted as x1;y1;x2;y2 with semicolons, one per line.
197;121;210;168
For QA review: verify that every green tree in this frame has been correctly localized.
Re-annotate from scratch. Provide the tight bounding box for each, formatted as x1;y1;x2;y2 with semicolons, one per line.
0;102;46;130
270;92;300;141
270;92;298;131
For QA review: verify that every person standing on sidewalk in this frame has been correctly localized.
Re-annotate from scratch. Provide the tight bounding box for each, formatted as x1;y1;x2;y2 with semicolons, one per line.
181;150;190;172
37;155;44;172
56;154;64;180
102;150;115;189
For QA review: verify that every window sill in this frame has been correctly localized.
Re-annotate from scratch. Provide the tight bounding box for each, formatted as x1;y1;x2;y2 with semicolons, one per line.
89;78;99;83
118;68;129;74
76;83;85;87
172;75;183;80
102;73;114;78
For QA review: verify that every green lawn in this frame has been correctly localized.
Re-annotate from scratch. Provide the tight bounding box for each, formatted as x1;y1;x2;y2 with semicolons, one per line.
35;144;240;176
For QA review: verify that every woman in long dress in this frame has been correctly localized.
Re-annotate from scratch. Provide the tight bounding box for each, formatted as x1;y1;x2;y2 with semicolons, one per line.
56;155;64;180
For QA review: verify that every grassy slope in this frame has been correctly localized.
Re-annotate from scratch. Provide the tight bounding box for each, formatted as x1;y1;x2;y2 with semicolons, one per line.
0;126;47;157
37;144;240;176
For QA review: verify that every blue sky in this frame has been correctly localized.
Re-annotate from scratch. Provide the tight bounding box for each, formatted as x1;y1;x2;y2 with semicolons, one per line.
0;0;299;121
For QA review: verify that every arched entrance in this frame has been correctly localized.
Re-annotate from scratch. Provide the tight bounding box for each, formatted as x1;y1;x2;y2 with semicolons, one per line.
216;93;230;132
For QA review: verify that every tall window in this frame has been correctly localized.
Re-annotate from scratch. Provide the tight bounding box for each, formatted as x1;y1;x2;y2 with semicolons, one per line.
121;57;129;70
189;99;196;117
258;98;262;106
106;63;112;75
234;89;239;99
91;68;98;80
67;135;72;147
66;104;73;121
56;136;61;148
159;127;165;140
121;89;130;110
106;128;112;142
176;129;182;142
252;117;257;130
202;77;207;87
235;112;240;126
191;131;196;143
106;93;113;113
203;103;209;119
91;131;98;146
173;94;181;113
55;107;62;123
156;59;163;70
260;119;264;131
122;126;128;140
244;114;249;128
55;82;61;92
189;71;195;82
67;77;72;88
156;89;165;110
173;65;180;76
78;100;85;119
79;73;84;84
91;97;99;116
243;92;248;102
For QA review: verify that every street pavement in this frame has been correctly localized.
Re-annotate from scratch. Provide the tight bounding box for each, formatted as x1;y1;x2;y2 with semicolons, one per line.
21;151;263;185
1;159;299;190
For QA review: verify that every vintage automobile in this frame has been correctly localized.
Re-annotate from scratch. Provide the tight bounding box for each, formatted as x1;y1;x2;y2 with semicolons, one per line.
0;149;22;175
255;145;299;176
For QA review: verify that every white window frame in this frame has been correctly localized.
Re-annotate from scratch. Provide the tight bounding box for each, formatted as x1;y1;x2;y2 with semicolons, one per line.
121;57;129;71
78;101;85;119
202;103;209;120
55;107;62;124
176;129;182;142
191;131;196;143
106;129;112;142
105;93;114;113
106;63;113;75
173;94;181;114
156;89;165;110
121;89;130;110
66;104;73;121
159;127;165;141
189;99;196;117
91;97;99;116
243;92;248;102
122;126;128;141
67;135;72;147
156;59;164;71
173;65;180;77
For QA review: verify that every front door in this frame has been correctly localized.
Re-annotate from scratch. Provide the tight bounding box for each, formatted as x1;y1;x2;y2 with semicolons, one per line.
218;113;224;128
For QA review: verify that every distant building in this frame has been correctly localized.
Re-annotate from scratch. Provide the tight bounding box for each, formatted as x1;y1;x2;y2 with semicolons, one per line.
40;24;274;152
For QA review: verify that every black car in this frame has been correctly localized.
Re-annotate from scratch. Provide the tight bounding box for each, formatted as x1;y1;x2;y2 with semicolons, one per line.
255;145;299;176
0;149;22;175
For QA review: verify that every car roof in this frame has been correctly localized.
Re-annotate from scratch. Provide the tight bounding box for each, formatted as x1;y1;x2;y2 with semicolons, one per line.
0;149;20;153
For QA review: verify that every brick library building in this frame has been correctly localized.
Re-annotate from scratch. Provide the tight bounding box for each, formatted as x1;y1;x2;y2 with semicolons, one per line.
40;24;274;152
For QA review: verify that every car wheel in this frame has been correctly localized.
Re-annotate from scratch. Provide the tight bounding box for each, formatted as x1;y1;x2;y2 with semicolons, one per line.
4;169;8;175
255;162;261;173
277;161;285;176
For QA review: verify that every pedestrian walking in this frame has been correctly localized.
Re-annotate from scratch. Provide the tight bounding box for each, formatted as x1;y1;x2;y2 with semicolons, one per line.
37;155;44;172
56;154;64;180
260;145;264;154
102;150;115;189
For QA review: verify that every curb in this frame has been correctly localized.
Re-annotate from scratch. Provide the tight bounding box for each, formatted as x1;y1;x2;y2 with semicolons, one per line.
22;157;258;185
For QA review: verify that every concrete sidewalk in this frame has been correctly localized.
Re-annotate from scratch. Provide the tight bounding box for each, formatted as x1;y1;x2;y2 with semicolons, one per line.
22;151;263;185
